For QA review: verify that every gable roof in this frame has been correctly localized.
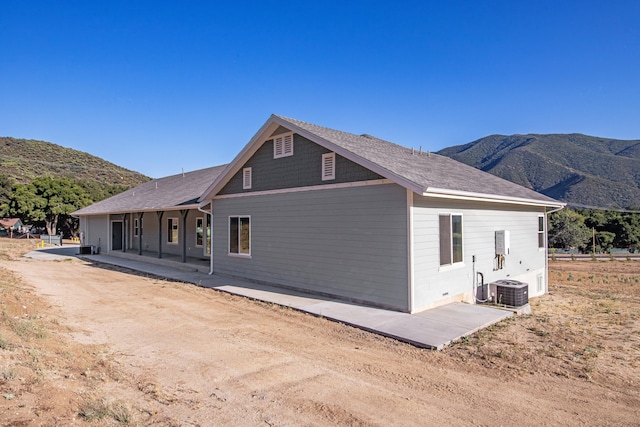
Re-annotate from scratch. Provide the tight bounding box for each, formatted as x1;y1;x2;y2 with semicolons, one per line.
73;165;227;216
0;218;23;229
200;115;564;208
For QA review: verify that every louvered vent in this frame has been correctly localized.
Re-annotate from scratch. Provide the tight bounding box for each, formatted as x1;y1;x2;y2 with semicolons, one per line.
322;152;335;181
242;167;252;189
273;133;294;158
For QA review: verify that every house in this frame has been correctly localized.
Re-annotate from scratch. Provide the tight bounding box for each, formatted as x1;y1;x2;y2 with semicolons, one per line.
74;115;564;313
73;165;227;262
0;218;24;237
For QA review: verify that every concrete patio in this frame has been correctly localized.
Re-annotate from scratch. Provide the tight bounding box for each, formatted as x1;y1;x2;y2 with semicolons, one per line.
26;245;515;350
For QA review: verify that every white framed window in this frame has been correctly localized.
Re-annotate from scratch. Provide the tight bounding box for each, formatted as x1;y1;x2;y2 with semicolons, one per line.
133;218;139;237
439;214;463;266
322;152;335;181
273;133;294;159
538;215;545;249
229;216;250;256
196;217;204;247
167;217;179;244
243;167;252;189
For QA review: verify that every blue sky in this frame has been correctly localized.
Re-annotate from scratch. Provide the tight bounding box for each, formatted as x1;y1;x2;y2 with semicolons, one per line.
1;1;639;178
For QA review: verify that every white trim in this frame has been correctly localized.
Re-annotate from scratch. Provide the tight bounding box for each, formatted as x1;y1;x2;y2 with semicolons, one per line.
243;167;252;190
214;179;393;200
424;187;566;208
321;152;335;181
407;190;414;313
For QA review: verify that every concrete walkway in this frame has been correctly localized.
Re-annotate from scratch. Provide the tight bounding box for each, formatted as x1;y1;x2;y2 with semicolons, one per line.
25;245;514;350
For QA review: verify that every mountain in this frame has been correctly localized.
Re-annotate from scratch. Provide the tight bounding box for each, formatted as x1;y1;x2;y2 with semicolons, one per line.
1;136;150;188
438;134;640;209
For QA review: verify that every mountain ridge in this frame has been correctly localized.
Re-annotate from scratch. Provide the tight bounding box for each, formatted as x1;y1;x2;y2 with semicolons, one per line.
438;133;640;209
1;136;150;188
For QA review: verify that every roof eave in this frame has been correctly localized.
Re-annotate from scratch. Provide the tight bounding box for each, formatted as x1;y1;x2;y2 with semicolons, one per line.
73;203;201;217
199;117;280;203
423;187;566;208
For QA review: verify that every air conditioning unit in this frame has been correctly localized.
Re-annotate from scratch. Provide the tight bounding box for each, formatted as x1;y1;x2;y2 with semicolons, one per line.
489;280;528;307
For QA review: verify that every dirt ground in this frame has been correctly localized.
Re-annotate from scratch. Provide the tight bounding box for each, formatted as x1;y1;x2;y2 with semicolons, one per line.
1;239;639;426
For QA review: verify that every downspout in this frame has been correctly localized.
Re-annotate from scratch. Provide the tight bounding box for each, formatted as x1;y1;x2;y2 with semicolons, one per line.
197;202;214;275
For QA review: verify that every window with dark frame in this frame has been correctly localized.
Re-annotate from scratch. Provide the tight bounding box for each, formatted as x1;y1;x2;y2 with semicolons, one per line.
229;216;250;255
439;214;463;266
133;218;139;237
538;215;545;249
196;217;204;247
167;217;178;244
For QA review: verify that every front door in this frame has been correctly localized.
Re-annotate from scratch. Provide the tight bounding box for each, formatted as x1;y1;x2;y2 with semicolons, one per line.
112;221;123;251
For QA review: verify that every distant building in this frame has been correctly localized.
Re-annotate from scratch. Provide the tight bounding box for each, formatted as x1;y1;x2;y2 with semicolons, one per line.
0;218;24;237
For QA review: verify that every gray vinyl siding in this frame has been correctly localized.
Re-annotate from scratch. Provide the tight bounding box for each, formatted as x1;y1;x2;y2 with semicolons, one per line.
212;183;409;311
122;209;208;258
412;196;547;311
219;134;382;195
79;215;109;251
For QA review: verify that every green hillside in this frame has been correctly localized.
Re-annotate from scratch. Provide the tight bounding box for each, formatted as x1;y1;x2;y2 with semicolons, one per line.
438;134;640;209
1;136;150;188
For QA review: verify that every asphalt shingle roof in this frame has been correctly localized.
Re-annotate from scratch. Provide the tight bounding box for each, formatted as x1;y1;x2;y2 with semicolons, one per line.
273;115;561;205
73;165;227;216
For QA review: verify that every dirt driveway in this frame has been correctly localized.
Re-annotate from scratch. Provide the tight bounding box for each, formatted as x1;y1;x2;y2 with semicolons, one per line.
1;242;639;426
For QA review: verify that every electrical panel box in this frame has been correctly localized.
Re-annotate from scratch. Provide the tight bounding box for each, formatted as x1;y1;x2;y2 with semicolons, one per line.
495;230;510;255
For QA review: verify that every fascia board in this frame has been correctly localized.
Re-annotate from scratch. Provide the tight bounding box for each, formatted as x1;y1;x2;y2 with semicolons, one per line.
74;204;201;217
423;187;566;208
198;117;280;203
273;117;424;195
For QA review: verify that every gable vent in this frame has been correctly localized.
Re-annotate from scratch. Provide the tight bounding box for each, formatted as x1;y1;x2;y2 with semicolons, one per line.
322;152;335;181
274;133;294;159
243;167;252;189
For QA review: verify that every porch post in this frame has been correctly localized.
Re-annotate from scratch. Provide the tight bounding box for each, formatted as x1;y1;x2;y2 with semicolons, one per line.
123;213;129;253
138;212;144;255
157;211;164;259
180;209;188;263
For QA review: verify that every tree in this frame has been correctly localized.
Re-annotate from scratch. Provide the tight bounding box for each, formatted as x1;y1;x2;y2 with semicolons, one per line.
0;174;12;217
548;209;591;250
9;177;91;236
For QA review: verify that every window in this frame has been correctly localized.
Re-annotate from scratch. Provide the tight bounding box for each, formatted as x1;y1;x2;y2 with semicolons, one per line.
439;214;463;266
133;218;139;237
229;216;250;256
538;215;545;249
273;133;294;158
196;217;204;247
322;152;335;181
167;217;179;244
243;167;252;189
